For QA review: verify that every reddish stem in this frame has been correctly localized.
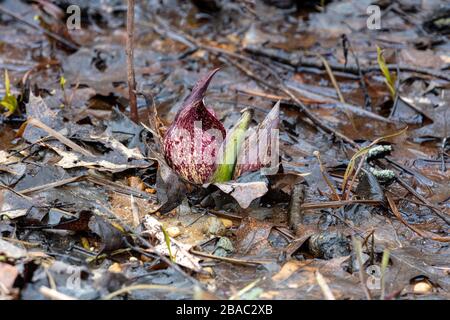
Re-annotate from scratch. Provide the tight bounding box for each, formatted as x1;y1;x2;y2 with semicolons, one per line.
126;0;138;123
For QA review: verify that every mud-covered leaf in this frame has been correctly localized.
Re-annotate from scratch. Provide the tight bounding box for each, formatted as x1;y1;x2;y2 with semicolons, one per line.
88;214;125;253
235;217;274;256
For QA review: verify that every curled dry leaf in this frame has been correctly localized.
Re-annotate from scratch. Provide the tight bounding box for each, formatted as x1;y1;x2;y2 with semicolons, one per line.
88;214;126;253
0;190;34;219
214;181;268;209
50;134;152;172
152;153;187;214
0;238;27;260
234;101;280;179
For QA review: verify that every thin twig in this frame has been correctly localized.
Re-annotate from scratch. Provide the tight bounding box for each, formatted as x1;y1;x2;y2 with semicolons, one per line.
352;237;372;300
39;286;77;300
190;249;266;266
102;284;190;300
342;35;372;109
386;194;450;242
394;176;450;225
245;45;450;82
300;199;382;210
313;150;340;201
315;271;336;300
19;175;85;194
237;87;394;123
126;0;138;123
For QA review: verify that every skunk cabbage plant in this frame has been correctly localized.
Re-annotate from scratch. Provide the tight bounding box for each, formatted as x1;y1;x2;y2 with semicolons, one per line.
163;69;279;185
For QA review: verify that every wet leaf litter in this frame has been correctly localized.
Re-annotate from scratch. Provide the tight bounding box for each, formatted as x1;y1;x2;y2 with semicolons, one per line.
0;0;449;300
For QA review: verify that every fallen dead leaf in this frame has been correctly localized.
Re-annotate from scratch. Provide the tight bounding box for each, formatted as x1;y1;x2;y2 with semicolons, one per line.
143;215;201;272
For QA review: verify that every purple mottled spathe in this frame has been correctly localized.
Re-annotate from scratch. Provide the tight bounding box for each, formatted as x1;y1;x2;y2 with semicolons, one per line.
163;68;226;184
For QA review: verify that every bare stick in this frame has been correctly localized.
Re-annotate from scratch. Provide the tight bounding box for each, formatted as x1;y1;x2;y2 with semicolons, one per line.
190;249;266;266
315;271;336;300
245;45;450;82
39;286;77;300
300;199;382;209
126;0;138;123
386;194;450;242
102;284;189;300
352;237;372;300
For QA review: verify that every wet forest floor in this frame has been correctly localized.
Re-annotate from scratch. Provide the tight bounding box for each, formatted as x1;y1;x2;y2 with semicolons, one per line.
0;0;449;300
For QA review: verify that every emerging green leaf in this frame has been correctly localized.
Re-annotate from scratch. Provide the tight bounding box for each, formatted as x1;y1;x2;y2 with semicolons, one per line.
0;70;18;115
376;46;396;99
211;108;253;183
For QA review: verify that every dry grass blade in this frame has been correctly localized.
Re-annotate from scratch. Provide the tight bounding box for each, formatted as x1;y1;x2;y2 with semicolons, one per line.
300;199;382;209
27;118;95;157
102;284;190;300
19;175;85;194
380;249;390;300
313;150;340;201
352;237;372;300
315;271;336;300
229;279;261;300
39;286;77;300
190;249;266;266
315;53;356;129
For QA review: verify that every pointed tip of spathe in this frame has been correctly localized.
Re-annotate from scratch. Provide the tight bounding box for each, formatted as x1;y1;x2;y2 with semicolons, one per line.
193;67;221;92
182;68;221;108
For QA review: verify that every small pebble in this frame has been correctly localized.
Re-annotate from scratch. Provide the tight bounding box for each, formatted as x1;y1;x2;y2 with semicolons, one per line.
108;263;122;273
203;267;214;276
413;281;432;294
213;237;234;257
204;216;226;236
220;218;233;229
166;226;181;238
